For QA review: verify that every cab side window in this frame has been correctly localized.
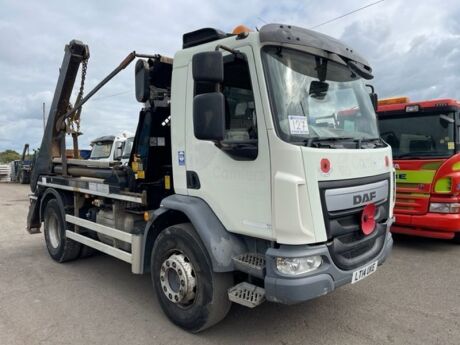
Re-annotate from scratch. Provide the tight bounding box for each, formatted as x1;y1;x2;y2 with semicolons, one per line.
222;58;257;141
195;56;257;141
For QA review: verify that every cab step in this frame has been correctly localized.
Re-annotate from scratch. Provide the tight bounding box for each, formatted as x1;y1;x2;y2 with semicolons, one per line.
232;253;265;278
228;282;265;308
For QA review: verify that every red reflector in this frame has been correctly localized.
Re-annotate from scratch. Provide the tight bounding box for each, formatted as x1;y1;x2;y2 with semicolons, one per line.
320;158;331;173
361;203;376;235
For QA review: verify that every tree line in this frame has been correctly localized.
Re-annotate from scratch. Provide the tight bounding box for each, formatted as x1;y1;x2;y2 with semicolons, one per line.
0;150;24;163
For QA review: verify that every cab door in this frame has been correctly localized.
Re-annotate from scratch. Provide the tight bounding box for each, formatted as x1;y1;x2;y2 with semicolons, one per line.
185;46;272;240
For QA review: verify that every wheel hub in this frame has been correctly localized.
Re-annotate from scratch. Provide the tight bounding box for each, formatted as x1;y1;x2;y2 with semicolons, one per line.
160;253;196;304
48;212;60;249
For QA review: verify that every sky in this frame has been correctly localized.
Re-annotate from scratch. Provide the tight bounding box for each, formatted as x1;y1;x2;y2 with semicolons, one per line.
0;0;459;152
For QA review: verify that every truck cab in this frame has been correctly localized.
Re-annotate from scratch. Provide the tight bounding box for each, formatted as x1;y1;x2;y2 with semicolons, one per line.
120;136;134;165
378;97;460;241
163;24;394;259
89;132;133;163
28;24;394;332
11;143;32;184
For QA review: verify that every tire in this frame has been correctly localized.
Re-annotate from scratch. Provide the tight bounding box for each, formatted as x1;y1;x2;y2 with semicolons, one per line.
151;223;233;333
43;199;81;262
24;172;30;184
19;171;25;184
19;170;30;184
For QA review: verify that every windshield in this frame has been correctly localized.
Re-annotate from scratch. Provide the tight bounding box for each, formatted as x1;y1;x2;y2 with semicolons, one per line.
379;112;455;159
122;137;134;159
262;46;379;144
90;141;113;159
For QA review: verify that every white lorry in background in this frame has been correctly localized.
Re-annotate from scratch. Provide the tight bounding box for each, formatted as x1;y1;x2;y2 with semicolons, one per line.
89;132;133;164
26;24;394;333
121;136;134;165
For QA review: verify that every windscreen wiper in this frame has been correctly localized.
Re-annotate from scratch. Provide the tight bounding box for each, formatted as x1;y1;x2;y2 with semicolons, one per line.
304;137;386;148
304;137;355;147
354;137;387;148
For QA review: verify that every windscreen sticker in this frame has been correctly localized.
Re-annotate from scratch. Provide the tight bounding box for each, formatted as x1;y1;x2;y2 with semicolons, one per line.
288;115;309;135
440;139;445;144
448;142;455;150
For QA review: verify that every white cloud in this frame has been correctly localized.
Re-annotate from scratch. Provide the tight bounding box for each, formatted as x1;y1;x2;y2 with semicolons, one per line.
339;0;460;101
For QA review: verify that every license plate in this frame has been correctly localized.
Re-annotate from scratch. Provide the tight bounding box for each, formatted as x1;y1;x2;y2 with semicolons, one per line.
351;261;378;284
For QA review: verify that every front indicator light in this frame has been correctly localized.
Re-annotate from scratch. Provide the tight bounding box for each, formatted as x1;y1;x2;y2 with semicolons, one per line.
429;202;460;214
276;256;322;275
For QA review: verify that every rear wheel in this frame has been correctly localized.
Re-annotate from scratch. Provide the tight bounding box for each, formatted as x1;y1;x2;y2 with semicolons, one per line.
19;170;30;184
151;223;232;333
43;199;81;262
19;171;25;184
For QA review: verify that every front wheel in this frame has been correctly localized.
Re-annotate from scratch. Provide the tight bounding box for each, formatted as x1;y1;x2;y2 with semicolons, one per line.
151;223;232;333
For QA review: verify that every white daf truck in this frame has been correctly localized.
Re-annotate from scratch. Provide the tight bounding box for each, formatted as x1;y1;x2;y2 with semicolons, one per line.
27;24;394;332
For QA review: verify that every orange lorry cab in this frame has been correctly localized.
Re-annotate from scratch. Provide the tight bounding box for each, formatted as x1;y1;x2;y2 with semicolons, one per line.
377;97;460;241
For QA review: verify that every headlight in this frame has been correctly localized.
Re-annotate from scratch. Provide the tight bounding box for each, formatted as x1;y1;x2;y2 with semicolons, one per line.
429;202;460;214
275;256;322;275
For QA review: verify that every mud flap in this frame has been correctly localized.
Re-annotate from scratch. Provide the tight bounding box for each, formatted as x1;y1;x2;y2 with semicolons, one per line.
27;197;41;234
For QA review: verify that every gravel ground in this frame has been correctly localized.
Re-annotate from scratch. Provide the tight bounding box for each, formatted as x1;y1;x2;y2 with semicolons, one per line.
0;183;459;345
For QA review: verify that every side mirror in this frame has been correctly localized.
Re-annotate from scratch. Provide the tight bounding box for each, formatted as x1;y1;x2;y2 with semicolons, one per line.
370;93;378;111
192;51;223;83
135;59;150;102
114;144;123;160
193;92;225;141
366;84;378;111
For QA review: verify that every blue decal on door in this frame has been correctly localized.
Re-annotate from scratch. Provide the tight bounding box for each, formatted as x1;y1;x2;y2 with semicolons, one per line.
178;151;185;166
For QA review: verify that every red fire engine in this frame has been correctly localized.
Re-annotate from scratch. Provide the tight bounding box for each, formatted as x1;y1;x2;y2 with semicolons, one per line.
378;97;460;241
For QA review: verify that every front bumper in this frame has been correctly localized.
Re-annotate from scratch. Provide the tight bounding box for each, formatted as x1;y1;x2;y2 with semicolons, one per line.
392;213;460;239
264;229;393;305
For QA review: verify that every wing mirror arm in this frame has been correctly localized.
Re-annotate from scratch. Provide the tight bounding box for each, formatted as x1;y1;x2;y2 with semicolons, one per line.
366;84;378;111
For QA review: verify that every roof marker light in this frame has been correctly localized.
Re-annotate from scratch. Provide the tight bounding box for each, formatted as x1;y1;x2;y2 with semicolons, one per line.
378;96;410;106
232;25;253;35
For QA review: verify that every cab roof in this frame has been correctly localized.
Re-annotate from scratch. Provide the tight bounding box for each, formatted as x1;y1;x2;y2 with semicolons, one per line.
181;23;371;70
377;98;460;116
259;24;370;69
91;135;115;143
